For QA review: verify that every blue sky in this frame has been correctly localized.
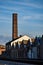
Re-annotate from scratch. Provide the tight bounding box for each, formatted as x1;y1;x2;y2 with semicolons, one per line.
0;0;43;44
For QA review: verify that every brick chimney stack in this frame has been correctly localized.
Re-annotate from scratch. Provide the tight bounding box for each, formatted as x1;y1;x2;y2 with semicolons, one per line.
12;13;18;40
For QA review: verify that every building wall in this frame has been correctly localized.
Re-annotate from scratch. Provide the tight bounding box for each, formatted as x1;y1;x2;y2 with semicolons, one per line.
39;37;43;59
32;47;38;59
0;48;6;55
40;44;43;59
27;47;38;59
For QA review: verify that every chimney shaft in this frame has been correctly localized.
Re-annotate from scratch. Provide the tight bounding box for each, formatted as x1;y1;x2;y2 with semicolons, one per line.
12;13;18;40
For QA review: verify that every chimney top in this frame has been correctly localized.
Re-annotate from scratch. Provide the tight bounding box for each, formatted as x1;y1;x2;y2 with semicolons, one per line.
13;13;17;15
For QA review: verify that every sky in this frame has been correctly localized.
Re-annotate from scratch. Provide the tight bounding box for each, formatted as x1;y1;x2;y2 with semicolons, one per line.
0;0;43;45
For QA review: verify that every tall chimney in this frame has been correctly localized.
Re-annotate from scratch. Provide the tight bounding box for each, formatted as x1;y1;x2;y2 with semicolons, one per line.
12;13;18;40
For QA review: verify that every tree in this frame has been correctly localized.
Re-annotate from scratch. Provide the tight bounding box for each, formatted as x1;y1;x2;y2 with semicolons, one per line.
20;40;24;48
26;40;30;52
34;36;38;46
26;40;30;47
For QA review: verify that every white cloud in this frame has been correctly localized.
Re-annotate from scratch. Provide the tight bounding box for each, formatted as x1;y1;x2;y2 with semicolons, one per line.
30;23;43;27
0;35;11;45
22;21;43;28
0;0;43;10
8;0;43;9
0;5;24;12
0;16;11;23
0;16;10;20
0;5;17;11
23;14;43;20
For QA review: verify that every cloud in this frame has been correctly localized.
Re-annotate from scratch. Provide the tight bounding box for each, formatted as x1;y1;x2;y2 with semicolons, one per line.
30;23;43;27
0;35;11;45
0;5;24;12
0;15;11;23
7;0;43;9
0;5;17;11
0;0;43;12
21;21;43;28
23;14;43;20
0;16;10;20
0;0;43;16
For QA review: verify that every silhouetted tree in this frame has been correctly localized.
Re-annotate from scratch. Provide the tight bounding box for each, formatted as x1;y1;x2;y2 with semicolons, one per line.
26;40;30;47
20;40;24;48
40;35;43;44
26;40;30;52
33;36;38;46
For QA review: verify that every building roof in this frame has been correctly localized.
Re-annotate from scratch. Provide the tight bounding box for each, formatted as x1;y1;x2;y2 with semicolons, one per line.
6;35;32;46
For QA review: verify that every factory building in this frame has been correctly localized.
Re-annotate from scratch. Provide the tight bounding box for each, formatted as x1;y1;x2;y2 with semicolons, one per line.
5;13;34;59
